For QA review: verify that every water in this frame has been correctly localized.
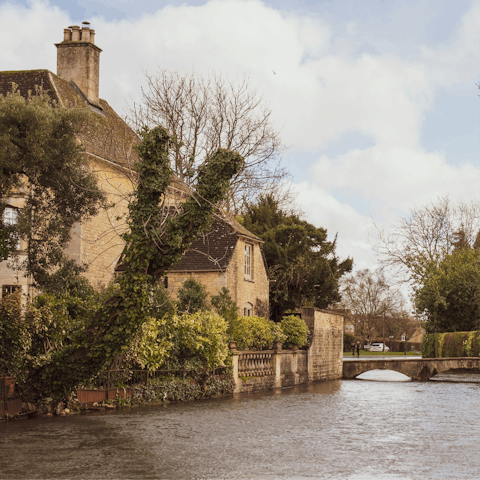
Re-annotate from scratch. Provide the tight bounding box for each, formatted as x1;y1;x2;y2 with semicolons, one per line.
1;371;480;480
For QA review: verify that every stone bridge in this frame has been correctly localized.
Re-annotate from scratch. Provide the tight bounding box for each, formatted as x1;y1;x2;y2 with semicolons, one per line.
343;357;480;381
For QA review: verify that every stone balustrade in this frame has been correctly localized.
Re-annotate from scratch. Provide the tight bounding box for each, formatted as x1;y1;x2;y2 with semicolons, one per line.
238;352;274;377
232;307;344;394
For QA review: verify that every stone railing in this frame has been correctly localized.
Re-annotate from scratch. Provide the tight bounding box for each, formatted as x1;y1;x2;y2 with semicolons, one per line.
238;352;274;377
231;307;345;394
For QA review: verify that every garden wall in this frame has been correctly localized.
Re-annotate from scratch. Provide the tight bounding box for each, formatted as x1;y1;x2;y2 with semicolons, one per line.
232;307;344;394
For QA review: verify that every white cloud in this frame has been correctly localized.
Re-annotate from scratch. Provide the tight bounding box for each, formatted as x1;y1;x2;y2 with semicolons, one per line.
1;0;479;272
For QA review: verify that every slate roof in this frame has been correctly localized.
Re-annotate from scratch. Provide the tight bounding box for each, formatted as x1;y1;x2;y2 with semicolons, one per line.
0;69;140;169
171;212;263;272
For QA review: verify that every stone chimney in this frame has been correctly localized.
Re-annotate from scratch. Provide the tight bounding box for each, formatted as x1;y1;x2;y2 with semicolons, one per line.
55;22;102;103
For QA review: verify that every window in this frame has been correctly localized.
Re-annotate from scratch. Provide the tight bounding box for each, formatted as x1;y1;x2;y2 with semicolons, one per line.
401;335;406;342
243;302;253;317
350;325;354;332
3;207;18;226
3;207;20;249
164;276;168;288
2;285;21;298
244;243;253;280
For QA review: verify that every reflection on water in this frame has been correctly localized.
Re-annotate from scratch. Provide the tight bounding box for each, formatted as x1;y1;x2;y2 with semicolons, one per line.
1;375;480;480
431;368;480;384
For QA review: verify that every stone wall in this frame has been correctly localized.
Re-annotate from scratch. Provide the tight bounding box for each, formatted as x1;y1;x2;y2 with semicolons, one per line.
167;237;269;316
225;237;269;315
78;157;133;288
232;308;344;394
302;307;344;382
167;271;227;300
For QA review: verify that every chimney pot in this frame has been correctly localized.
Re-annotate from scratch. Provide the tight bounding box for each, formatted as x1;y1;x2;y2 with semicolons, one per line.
90;29;95;44
81;26;91;42
71;25;80;41
63;28;71;42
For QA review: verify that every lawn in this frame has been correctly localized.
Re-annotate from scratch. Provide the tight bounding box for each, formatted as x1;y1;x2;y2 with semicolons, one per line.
343;350;421;356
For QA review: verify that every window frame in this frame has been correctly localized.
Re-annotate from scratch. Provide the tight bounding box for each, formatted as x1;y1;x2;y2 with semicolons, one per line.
3;206;20;250
244;242;253;280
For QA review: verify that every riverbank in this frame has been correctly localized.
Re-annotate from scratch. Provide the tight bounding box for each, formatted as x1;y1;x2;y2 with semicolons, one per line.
1;375;235;422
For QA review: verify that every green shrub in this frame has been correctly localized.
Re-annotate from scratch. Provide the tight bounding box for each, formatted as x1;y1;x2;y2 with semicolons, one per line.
177;278;208;313
211;287;238;339
0;291;29;377
232;315;286;350
136;311;229;372
344;332;355;351
280;315;309;348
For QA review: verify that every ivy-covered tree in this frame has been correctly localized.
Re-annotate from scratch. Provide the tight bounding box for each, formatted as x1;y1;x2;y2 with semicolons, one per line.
0;88;104;282
243;194;353;321
23;126;244;400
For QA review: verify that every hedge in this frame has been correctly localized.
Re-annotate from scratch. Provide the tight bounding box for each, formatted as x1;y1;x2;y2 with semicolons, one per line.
422;331;480;358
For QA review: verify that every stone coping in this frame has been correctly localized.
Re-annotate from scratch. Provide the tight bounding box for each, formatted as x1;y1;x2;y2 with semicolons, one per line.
233;348;307;355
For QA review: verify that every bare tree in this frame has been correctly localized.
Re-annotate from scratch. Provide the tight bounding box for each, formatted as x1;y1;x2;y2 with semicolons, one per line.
128;70;288;213
373;196;480;284
340;268;405;343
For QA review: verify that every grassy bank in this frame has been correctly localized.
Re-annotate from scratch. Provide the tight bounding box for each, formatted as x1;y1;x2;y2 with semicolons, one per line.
343;350;421;357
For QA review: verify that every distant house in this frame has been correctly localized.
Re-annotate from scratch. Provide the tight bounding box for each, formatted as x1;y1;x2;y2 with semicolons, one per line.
407;327;426;344
165;211;269;317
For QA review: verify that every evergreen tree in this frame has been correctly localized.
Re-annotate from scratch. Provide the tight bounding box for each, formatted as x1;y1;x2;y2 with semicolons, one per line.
243;195;353;321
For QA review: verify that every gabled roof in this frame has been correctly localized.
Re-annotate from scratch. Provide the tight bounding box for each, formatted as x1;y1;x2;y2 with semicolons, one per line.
0;69;140;169
170;212;263;272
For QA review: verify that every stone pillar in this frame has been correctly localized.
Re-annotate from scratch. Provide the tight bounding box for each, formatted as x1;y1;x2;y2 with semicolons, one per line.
231;352;241;394
274;343;282;389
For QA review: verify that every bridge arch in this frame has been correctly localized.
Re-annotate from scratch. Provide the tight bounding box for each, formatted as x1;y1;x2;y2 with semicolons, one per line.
343;358;480;381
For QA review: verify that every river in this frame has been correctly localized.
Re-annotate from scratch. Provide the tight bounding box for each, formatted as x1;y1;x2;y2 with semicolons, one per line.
1;370;479;480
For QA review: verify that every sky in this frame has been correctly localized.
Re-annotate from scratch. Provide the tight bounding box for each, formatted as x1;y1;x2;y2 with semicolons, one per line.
1;0;479;275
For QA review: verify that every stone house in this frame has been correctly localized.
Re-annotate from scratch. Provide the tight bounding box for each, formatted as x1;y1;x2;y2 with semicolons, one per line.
0;24;269;315
165;211;269;316
0;23;139;296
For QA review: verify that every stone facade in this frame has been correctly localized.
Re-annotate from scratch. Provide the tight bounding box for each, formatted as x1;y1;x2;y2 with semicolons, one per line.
232;307;344;394
65;159;134;288
0;28;137;296
166;221;270;316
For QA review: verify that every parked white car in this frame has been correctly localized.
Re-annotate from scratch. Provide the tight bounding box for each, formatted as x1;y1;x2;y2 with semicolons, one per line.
369;342;389;352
